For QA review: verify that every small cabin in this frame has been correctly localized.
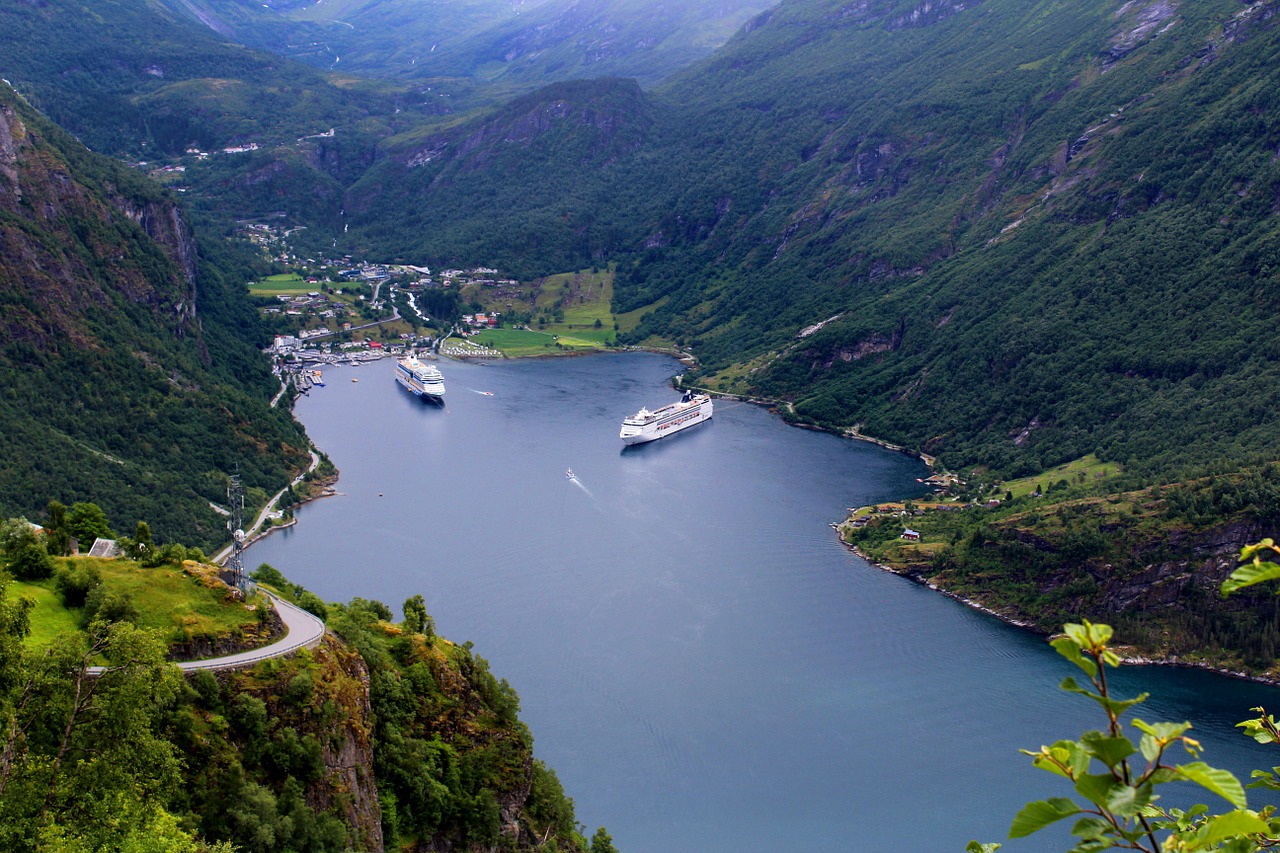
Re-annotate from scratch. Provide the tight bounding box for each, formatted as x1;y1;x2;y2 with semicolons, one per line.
901;528;921;541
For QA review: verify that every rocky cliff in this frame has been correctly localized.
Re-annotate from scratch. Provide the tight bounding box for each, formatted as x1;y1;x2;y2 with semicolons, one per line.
856;487;1280;676
0;81;309;548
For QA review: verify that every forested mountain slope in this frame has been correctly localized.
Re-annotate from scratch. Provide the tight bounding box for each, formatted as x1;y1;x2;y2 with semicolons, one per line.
335;0;1280;482
0;0;434;158
11;0;1280;487
160;0;773;89
408;0;776;87
620;0;1280;483
344;76;653;274
0;83;308;547
158;0;549;78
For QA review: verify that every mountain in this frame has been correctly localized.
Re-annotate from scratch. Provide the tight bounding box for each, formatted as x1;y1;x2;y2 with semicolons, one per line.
158;0;548;77
0;0;437;159
160;0;774;88
343;76;652;274
408;0;776;87
0;82;308;547
338;0;1280;484
628;0;1280;483
11;0;1280;490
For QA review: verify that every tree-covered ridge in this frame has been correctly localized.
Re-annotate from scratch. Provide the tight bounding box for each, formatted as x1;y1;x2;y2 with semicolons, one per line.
11;0;1280;489
846;464;1280;675
326;0;1280;484
0;552;607;853
0;0;436;158
0;83;309;548
343;77;653;276
614;0;1280;481
407;0;777;88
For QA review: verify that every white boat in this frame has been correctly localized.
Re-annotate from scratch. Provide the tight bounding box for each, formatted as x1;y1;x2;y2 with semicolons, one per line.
311;370;325;387
395;355;446;401
619;391;713;445
566;468;576;480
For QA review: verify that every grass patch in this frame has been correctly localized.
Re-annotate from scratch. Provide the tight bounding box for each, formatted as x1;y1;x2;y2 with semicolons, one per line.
248;273;313;296
11;557;266;649
1000;454;1122;498
471;328;559;356
8;577;80;648
615;295;668;334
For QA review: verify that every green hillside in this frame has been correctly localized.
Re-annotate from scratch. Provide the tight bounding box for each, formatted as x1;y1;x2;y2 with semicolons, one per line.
410;0;775;87
0;0;436;158
326;0;1280;484
627;0;1280;483
0;564;599;853
0;82;309;548
11;0;1280;490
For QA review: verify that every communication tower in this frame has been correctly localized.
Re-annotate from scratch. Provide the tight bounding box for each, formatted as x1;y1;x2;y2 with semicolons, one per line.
226;470;246;588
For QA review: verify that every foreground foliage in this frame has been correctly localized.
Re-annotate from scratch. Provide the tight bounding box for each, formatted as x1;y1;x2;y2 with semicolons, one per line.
975;544;1280;851
0;558;603;852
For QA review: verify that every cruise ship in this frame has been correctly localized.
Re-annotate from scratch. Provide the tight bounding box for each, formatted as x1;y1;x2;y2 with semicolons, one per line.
619;391;713;445
395;355;446;402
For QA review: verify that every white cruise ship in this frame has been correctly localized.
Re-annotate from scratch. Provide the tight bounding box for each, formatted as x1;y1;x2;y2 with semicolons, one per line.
619;391;713;445
395;355;446;401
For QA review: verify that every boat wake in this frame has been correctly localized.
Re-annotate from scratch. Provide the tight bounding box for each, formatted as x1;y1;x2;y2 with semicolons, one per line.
566;469;594;499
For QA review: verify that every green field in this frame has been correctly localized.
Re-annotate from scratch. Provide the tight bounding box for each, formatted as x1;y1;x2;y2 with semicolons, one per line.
466;267;624;354
9;577;80;648
1000;454;1122;498
615;295;669;335
11;557;267;649
248;273;314;296
471;328;569;356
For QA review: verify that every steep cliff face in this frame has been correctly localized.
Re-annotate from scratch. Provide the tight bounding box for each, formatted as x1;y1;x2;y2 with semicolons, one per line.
0;82;309;548
904;503;1280;673
0;88;198;349
310;639;384;852
184;602;592;853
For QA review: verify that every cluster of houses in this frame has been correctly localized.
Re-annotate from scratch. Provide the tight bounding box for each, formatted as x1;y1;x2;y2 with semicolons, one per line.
846;490;1000;542
262;292;354;326
461;312;500;330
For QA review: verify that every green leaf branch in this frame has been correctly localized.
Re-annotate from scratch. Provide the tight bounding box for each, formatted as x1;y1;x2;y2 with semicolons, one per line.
970;538;1280;852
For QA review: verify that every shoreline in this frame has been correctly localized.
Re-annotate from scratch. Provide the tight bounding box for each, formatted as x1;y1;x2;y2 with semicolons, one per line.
278;347;1280;689
840;538;1280;688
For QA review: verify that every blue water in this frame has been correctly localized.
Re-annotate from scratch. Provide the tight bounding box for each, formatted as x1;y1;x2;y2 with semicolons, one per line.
247;352;1280;852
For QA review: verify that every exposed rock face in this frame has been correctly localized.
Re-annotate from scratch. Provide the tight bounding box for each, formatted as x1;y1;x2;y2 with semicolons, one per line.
0;84;200;350
807;317;906;368
168;605;285;661
309;638;384;853
226;635;385;853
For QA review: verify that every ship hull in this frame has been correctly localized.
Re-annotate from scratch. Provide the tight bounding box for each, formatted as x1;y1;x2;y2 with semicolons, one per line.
395;358;446;402
619;396;712;444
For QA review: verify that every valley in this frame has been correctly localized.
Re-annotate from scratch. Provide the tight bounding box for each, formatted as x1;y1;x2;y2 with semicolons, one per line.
5;0;1280;849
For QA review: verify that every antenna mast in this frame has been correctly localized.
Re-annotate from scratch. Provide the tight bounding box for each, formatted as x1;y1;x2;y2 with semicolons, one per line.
226;470;246;588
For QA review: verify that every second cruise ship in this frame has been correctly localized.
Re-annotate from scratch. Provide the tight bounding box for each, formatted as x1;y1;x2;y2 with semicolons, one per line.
395;355;446;402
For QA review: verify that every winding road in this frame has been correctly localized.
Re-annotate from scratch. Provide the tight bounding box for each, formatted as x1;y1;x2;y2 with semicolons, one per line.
87;592;326;675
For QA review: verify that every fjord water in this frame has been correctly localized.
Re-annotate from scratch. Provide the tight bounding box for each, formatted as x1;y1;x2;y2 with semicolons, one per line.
247;353;1280;852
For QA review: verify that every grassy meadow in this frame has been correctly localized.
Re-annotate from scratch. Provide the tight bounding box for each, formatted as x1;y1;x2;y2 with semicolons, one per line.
248;272;313;296
11;557;267;649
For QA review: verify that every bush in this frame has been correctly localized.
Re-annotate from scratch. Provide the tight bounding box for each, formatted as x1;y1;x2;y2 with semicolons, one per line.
8;541;53;580
297;591;328;620
55;563;102;607
82;586;140;628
